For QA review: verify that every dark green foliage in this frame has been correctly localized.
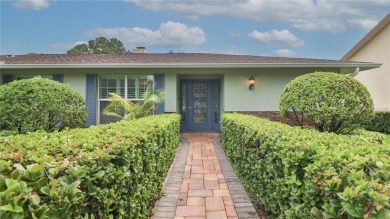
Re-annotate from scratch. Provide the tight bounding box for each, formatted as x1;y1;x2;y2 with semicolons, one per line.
0;77;87;134
0;114;181;218
221;113;389;219
280;72;374;134
364;112;390;134
67;43;90;54
67;37;126;54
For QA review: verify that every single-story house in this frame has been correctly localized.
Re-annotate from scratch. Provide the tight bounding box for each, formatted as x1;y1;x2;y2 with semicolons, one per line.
341;13;390;111
0;53;381;131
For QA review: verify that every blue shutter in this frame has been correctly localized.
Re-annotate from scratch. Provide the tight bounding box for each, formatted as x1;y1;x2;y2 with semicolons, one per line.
85;74;97;126
3;75;14;84
53;74;64;83
154;74;165;114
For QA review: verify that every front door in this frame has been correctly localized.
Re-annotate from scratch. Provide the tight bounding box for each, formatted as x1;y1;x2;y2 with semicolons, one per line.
180;80;220;131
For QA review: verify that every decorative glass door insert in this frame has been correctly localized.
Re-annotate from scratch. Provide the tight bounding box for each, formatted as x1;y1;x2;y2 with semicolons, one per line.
193;83;208;123
180;80;220;131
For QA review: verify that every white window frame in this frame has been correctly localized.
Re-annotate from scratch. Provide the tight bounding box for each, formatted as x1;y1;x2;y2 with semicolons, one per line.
98;75;154;124
99;76;126;100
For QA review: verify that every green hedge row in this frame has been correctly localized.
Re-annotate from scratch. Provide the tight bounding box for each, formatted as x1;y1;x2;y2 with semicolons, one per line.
221;113;389;219
364;112;390;134
0;114;181;219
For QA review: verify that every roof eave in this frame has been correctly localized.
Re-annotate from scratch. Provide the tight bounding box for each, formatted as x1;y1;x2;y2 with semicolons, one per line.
341;13;390;61
0;62;382;70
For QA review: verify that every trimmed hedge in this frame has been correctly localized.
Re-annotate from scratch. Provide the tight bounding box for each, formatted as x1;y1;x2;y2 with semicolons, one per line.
221;113;389;219
364;112;390;134
0;114;181;219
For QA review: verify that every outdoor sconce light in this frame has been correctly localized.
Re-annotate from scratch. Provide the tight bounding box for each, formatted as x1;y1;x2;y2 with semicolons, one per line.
249;75;255;90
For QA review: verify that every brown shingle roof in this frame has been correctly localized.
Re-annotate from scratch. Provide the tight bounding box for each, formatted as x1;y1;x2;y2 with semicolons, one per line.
0;53;355;65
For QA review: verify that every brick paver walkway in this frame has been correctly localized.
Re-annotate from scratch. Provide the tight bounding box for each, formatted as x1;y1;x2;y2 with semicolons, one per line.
152;132;259;219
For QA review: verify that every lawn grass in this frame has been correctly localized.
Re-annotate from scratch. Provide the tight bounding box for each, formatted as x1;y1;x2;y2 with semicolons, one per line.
385;135;390;144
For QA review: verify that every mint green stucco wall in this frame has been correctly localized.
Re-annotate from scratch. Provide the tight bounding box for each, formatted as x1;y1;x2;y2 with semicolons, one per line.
223;68;329;111
165;73;177;112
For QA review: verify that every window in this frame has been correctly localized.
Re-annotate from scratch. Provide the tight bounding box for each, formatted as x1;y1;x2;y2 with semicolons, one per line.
99;75;154;124
16;75;53;80
100;76;125;99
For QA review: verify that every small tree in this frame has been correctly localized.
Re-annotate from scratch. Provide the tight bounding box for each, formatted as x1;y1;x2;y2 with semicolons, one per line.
0;77;87;133
279;72;374;134
67;37;126;54
103;93;145;120
104;84;164;120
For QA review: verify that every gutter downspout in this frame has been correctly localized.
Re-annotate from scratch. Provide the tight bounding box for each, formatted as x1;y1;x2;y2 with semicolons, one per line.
349;67;360;77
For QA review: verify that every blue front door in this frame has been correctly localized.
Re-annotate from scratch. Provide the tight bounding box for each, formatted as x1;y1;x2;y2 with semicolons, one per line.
180;80;220;131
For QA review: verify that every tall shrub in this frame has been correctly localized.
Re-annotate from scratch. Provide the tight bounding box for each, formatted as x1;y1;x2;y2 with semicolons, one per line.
280;72;374;134
0;77;87;133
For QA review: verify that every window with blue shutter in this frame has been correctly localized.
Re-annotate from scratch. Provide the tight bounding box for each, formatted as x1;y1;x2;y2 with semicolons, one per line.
53;74;64;83
98;75;154;124
2;75;14;84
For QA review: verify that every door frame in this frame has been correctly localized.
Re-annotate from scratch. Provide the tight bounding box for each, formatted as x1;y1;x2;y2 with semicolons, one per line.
180;79;221;131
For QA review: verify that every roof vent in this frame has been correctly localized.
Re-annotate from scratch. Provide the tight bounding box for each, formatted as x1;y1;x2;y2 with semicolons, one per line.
132;47;146;54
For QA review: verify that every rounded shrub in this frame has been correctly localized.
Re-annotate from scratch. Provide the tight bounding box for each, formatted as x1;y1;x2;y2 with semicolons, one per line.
0;77;87;133
280;72;374;134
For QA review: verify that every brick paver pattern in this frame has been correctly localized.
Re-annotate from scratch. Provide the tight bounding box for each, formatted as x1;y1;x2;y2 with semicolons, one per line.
151;132;259;219
175;133;238;219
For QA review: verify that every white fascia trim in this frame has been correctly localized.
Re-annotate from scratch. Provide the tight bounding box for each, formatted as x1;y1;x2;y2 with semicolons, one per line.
0;62;382;69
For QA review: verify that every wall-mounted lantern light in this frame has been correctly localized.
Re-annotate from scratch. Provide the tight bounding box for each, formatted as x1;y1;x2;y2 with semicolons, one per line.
249;75;255;90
